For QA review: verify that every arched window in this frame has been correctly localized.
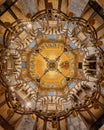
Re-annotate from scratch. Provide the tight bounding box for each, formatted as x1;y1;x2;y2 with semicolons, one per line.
48;91;56;96
69;42;76;49
49;35;56;40
29;81;35;88
69;82;76;89
29;42;36;48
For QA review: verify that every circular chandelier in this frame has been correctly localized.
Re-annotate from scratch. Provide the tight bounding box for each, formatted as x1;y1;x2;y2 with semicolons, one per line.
0;9;104;121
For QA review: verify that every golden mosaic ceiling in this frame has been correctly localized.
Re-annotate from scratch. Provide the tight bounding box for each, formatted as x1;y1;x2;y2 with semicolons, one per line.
28;41;76;89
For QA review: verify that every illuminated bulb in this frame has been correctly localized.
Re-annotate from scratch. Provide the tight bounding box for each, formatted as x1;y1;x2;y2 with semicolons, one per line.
25;101;32;108
21;103;25;108
10;87;14;91
13;97;16;100
11;35;15;39
27;23;32;29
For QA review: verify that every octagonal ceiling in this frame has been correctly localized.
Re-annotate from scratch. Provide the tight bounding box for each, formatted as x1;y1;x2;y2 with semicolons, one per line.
28;41;77;89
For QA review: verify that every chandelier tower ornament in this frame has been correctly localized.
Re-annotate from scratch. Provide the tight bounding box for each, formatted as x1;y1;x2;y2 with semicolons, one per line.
0;9;104;122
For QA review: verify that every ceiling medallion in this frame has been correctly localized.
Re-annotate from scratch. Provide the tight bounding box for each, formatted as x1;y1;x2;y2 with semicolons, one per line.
0;9;104;121
47;60;58;71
